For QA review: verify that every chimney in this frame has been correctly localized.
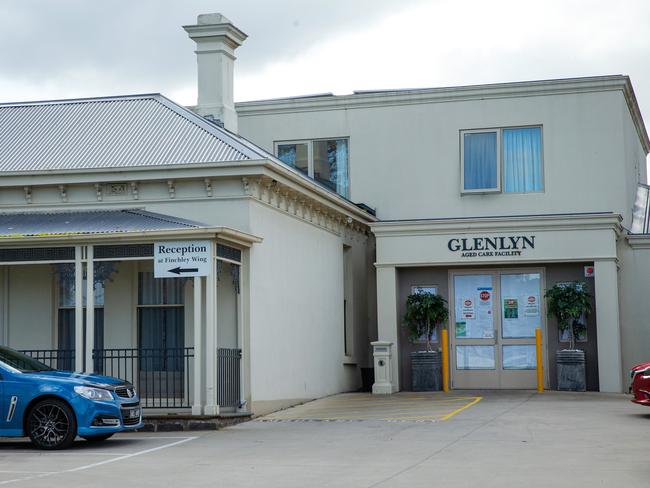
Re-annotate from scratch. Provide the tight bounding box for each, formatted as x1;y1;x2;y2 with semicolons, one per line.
183;13;247;133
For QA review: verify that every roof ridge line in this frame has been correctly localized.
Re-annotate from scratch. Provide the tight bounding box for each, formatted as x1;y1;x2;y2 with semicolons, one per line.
0;93;161;108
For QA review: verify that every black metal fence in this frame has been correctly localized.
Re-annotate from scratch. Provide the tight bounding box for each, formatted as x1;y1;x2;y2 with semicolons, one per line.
19;349;75;371
20;348;194;409
94;348;195;408
217;348;242;408
21;347;242;411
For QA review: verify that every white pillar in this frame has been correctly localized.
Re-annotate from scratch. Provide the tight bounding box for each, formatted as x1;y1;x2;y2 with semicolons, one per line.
1;267;9;345
204;243;219;415
192;276;204;415
376;266;400;393
74;246;84;372
85;245;94;374
594;259;623;392
237;263;245;409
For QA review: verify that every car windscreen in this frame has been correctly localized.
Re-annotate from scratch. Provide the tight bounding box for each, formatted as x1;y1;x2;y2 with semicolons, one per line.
0;346;54;373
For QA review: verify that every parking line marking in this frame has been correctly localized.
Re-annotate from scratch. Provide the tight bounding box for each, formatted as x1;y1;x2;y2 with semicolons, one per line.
440;396;482;420
66;436;197;472
0;436;197;485
0;471;56;475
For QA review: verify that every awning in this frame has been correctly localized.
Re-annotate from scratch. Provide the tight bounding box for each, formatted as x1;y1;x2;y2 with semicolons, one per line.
0;209;261;247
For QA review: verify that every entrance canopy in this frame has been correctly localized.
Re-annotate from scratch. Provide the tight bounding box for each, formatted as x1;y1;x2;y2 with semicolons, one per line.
0;209;261;248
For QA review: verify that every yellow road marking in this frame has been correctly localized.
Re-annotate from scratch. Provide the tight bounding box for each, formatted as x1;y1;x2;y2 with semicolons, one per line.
440;396;482;420
262;395;482;422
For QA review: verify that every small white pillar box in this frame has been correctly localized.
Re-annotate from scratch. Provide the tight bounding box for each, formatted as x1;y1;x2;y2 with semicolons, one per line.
371;341;394;395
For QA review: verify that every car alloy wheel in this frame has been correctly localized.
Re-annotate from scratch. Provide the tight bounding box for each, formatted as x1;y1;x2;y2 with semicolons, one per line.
27;399;77;450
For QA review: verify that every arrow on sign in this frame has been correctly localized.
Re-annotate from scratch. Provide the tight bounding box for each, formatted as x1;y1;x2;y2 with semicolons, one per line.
168;267;199;275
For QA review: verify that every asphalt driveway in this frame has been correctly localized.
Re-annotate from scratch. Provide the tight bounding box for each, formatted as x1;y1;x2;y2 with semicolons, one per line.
0;390;646;487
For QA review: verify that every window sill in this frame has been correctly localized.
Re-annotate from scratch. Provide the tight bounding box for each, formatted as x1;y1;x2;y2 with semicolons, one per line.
343;356;357;366
460;189;501;195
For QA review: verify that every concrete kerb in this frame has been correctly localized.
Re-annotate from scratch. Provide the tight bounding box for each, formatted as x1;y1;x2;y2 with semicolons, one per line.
137;413;251;432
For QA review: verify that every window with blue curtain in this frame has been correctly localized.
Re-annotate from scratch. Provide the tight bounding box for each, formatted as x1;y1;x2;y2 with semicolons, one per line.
502;127;543;192
277;143;309;175
463;132;498;191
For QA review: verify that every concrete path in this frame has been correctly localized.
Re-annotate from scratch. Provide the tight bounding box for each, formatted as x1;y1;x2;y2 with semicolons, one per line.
260;391;482;422
0;390;647;487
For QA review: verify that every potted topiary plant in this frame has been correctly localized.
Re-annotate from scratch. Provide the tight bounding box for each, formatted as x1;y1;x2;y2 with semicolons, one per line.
403;292;449;391
544;282;592;391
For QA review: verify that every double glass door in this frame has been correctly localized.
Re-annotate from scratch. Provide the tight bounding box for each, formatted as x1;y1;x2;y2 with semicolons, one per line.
451;270;544;389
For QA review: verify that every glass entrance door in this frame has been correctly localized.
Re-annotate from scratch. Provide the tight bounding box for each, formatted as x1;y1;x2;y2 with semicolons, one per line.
451;270;543;389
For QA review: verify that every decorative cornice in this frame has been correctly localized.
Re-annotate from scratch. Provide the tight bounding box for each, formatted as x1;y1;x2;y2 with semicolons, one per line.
242;176;369;241
130;181;139;200
370;212;624;238
58;185;68;203
626;234;650;249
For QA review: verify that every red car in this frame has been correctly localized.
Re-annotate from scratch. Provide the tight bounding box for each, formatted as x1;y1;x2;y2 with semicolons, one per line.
630;361;650;406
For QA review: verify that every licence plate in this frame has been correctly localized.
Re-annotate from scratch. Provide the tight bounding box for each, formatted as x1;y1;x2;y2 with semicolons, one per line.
124;408;141;419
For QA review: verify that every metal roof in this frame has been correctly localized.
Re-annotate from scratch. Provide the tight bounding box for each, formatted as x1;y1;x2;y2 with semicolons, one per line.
0;94;266;173
0;209;207;238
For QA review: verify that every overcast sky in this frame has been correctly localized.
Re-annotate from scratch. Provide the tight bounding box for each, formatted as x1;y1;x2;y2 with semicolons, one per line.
1;0;649;129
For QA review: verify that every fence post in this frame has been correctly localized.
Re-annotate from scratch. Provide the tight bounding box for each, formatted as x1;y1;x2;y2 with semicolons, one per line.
441;328;450;392
536;327;544;392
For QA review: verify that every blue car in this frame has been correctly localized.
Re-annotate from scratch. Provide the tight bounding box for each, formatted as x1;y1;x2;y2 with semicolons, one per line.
0;346;143;449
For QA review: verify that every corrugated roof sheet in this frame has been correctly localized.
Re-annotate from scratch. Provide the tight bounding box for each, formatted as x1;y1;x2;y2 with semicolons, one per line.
0;209;207;238
0;94;265;173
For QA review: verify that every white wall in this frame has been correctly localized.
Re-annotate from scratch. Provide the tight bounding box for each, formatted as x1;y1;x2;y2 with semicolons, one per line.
239;89;646;229
618;241;650;381
248;200;360;409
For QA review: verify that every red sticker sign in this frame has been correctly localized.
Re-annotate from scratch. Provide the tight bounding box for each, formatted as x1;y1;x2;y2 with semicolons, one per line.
480;291;490;301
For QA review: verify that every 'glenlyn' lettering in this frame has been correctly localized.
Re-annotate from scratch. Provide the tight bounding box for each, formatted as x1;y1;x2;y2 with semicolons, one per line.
447;235;535;252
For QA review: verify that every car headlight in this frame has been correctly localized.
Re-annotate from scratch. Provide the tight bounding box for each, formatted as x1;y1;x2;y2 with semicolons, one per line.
631;367;650;380
74;386;114;401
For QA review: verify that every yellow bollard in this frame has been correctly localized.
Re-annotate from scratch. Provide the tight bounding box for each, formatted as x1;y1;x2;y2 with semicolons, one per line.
441;328;450;392
535;327;544;392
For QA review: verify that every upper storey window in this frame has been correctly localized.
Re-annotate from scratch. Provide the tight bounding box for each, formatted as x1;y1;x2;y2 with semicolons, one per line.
461;126;543;194
276;138;350;198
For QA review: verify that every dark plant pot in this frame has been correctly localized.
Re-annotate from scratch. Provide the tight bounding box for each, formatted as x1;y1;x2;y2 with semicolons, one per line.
410;351;441;391
557;349;586;391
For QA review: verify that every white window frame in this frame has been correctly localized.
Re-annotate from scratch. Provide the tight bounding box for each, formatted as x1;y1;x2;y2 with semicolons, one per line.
274;137;350;195
460;128;501;194
460;125;543;195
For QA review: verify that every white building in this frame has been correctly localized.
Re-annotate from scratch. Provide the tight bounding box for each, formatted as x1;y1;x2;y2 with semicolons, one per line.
0;13;648;419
